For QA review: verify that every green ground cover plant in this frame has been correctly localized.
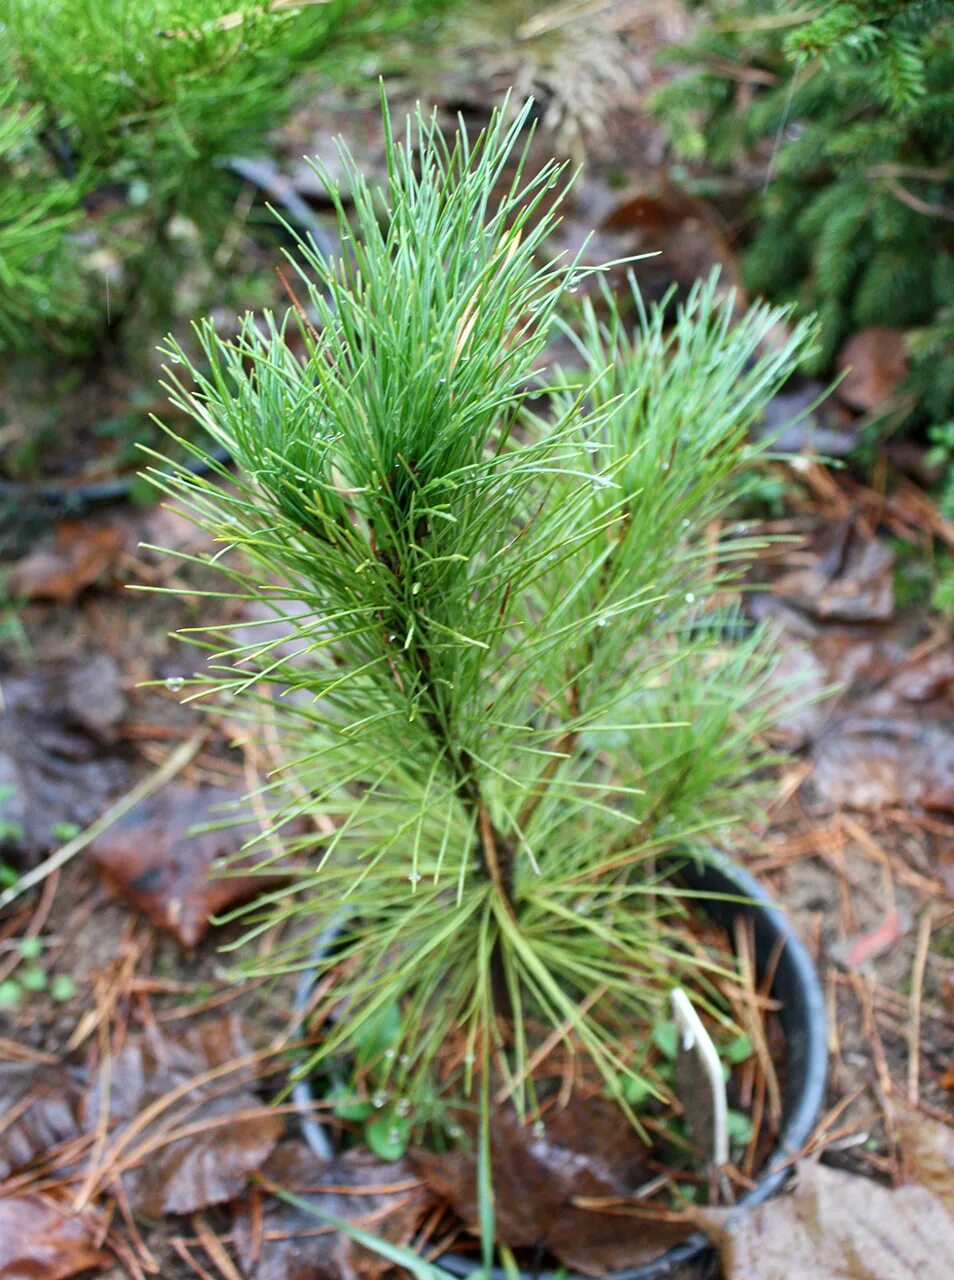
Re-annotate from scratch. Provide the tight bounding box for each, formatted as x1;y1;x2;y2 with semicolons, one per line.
654;1;954;450
0;0;450;355
145;95;816;1231
0;79;87;349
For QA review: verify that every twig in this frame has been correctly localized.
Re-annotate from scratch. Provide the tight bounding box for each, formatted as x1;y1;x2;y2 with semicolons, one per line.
494;983;605;1104
0;734;203;913
73;978;115;1211
156;976;267;1024
734;917;781;1125
276;266;320;343
907;907;934;1107
192;1216;244;1280
883;177;954;222
851;971;901;1182
108;1102;302;1181
66;927;144;1053
112;1175;161;1274
866;163;953;182
691;53;780;87
229;157;337;262
840;814;940;898
245;1187;265;1269
805;1083;868;1155
171;1240;218;1280
478;800;516;920
516;728;574;828
0;1035;57;1064
714;8;818;34
517;0;622;41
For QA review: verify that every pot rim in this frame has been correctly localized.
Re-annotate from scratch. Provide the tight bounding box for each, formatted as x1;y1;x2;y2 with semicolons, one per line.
291;849;827;1280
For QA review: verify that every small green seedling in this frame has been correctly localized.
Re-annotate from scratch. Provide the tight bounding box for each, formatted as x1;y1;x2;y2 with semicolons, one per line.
0;935;76;1011
50;822;81;842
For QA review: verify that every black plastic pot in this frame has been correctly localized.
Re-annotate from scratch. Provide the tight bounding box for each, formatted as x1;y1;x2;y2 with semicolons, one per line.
292;851;827;1280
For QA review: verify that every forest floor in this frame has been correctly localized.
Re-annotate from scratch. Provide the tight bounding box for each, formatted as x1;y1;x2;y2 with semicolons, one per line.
1;7;953;1278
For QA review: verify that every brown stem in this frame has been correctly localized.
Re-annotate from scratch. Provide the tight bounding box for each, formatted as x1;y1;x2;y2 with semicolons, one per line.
373;535;517;916
516;726;575;829
477;798;516;921
370;474;526;941
882;177;954;222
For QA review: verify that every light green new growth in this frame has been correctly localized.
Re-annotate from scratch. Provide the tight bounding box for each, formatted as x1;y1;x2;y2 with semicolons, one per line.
146;97;817;1131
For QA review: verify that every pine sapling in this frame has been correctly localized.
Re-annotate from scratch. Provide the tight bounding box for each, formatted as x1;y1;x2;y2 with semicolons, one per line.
144;97;817;1141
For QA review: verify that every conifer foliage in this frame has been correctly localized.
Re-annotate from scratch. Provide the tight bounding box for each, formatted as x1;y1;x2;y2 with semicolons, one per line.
0;79;87;349
148;100;816;1131
654;1;954;432
0;0;449;352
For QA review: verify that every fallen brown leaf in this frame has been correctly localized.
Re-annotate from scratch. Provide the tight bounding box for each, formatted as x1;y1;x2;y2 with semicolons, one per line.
763;643;830;749
808;709;954;816
773;519;894;624
836;327;908;413
753;545;954;817
897;1110;954;1217
0;1195;109;1279
82;1015;282;1216
90;783;293;947
754;379;858;457
599;186;743;307
7;519;124;602
413;1096;691;1276
0;1063;84;1180
698;1161;954;1279
890;649;954;702
234;1142;434;1280
0;654;130;861
697;1115;954;1280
